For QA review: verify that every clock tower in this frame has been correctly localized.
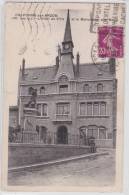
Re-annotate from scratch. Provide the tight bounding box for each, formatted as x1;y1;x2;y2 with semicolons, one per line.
55;10;74;80
61;9;74;59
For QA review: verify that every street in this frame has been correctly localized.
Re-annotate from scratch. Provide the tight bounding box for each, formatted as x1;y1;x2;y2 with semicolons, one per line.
8;149;115;186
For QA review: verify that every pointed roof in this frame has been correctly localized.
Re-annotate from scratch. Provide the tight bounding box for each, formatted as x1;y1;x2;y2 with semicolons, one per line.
63;10;73;43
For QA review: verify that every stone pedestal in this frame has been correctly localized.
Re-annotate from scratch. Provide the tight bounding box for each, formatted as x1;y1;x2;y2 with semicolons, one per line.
23;107;38;143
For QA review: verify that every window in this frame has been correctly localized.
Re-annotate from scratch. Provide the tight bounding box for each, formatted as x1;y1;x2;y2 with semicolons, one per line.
99;127;106;139
97;83;103;92
83;84;89;92
87;126;107;139
59;75;68;83
42;104;47;116
59;85;68;93
56;103;70;115
100;102;106;115
79;126;87;136
37;103;48;116
59;75;68;93
40;86;45;94
87;126;98;139
80;103;86;115
107;132;112;139
80;126;87;133
37;104;42;116
28;87;34;95
87;103;92;116
93;102;99;115
79;102;107;116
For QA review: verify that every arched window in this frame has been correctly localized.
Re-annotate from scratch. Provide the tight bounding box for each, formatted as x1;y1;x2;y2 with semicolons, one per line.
40;86;45;94
58;75;68;83
59;75;68;93
57;126;68;144
83;84;89;92
28;87;34;95
79;126;87;137
99;126;106;139
97;83;103;92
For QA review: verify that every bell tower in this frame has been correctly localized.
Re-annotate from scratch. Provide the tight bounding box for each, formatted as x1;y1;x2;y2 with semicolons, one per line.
62;9;74;58
55;10;74;80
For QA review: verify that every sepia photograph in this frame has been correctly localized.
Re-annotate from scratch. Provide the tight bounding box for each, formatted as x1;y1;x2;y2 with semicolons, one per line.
1;1;126;192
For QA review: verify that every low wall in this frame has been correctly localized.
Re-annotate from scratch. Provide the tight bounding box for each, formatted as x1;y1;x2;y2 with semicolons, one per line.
95;139;113;148
8;143;91;168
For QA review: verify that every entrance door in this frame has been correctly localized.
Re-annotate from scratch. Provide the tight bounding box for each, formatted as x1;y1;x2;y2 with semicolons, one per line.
57;126;68;144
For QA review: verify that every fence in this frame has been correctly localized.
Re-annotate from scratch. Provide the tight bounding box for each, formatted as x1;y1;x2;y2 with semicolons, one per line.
8;130;92;146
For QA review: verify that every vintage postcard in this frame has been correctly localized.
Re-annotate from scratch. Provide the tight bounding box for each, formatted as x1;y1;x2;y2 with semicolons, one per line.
2;1;126;192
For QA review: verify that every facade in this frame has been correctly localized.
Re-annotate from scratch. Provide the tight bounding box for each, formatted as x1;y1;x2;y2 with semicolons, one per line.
9;10;117;147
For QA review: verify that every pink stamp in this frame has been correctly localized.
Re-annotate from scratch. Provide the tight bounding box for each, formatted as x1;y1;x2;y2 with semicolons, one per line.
98;26;123;58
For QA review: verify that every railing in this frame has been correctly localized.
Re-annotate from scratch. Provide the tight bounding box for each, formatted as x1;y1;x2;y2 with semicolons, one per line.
8;130;91;146
53;114;72;123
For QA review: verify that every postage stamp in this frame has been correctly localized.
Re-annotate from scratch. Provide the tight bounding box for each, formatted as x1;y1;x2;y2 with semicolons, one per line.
98;26;124;58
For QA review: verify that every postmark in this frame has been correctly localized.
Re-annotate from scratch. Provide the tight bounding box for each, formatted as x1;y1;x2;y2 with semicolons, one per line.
98;26;123;58
90;3;126;33
91;41;119;73
91;42;110;73
91;42;108;64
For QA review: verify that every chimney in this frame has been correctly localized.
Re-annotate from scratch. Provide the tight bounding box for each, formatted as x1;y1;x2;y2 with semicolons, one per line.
22;58;25;77
109;58;116;74
76;52;80;76
58;44;61;62
56;56;59;70
56;45;61;72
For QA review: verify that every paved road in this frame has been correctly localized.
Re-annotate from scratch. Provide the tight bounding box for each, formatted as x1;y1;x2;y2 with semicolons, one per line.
8;150;115;186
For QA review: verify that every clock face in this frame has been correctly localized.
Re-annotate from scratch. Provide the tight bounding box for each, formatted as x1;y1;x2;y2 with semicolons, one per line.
64;44;70;50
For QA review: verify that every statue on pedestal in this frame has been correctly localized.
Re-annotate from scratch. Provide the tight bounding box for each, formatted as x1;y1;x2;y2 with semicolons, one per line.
25;88;37;108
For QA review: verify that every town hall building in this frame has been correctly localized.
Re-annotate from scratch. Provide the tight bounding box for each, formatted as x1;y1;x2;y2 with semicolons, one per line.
9;10;117;148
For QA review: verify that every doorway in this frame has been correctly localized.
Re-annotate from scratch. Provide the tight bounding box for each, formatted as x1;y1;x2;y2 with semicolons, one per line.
57;126;68;144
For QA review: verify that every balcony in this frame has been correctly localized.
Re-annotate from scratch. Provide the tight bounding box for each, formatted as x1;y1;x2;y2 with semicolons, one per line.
24;107;37;115
53;114;72;124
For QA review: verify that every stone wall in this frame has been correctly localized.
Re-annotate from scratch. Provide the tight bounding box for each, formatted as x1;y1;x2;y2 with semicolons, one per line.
8;143;91;168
